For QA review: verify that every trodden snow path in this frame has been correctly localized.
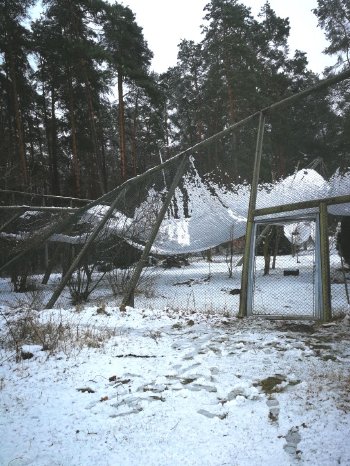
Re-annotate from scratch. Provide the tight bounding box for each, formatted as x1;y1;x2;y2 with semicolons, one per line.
1;306;350;466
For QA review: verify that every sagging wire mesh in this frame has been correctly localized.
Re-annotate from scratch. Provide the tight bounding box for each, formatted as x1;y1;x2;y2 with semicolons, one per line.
0;209;67;271
249;81;350;319
47;158;186;306
328;173;350;318
1;72;350;317
129;120;258;313
0;115;259;311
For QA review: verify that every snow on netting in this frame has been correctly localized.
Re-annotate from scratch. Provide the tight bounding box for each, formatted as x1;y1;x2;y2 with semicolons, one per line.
1;79;349;315
0;117;258;309
249;86;350;318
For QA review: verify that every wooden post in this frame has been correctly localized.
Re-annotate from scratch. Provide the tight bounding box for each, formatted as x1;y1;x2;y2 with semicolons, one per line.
272;226;281;270
41;243;63;284
0;210;24;233
319;202;331;321
121;155;188;309
45;188;126;309
239;112;265;318
42;197;49;270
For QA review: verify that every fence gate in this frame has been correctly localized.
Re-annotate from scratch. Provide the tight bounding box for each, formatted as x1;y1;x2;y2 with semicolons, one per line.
247;215;321;319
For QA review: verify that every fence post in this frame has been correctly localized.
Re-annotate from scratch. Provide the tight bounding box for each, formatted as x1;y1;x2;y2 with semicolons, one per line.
239;112;265;318
45;189;126;309
121;155;188;309
319;202;331;321
0;210;24;233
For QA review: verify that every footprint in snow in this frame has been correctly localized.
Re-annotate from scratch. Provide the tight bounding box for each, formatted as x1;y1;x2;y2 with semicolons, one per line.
283;426;302;458
197;409;227;420
266;397;280;422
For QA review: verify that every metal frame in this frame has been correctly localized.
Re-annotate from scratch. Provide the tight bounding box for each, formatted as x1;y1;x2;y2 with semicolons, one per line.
1;69;350;313
247;213;320;319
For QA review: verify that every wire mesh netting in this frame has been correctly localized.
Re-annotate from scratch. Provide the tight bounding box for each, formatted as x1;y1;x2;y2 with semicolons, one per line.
250;219;317;318
0;120;257;310
249;81;350;319
328;212;350;316
1;73;350;318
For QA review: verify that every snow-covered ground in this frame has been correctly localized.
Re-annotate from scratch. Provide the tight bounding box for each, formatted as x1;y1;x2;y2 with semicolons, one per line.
1;254;350;466
133;251;348;319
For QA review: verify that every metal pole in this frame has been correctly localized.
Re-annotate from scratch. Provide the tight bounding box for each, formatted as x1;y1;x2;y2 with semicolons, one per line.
121;155;188;309
0;210;24;233
239;111;266;318
45;187;126;309
319;202;331;321
254;193;350;217
0;188;92;204
0;206;80;212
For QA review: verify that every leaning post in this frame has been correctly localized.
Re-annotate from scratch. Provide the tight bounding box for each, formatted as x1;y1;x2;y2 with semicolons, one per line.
0;210;24;233
239;111;266;318
45;189;126;309
121;155;188;309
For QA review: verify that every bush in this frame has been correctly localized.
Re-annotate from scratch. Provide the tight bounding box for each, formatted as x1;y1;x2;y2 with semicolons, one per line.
68;263;105;305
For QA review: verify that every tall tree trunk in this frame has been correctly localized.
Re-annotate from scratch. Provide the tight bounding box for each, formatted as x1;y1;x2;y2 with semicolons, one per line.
41;62;53;191
118;71;127;182
164;98;170;159
226;83;236;179
34;111;44;163
131;91;139;177
82;64;106;195
7;52;28;187
50;85;60;195
27;118;35;175
4;87;15;187
223;58;238;180
99;127;108;190
40;64;60;195
67;70;80;197
193;66;204;143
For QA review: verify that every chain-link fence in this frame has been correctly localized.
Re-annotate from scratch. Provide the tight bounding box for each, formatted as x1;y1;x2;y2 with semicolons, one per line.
249;219;317;318
1;71;350;319
328;211;350;317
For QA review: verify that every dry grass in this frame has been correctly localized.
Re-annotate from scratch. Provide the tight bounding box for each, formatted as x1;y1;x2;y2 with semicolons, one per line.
0;306;118;361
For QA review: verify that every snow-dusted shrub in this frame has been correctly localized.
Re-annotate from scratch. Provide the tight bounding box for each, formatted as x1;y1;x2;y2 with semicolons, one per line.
0;307;117;360
0;308;65;360
106;264;157;299
68;263;105;305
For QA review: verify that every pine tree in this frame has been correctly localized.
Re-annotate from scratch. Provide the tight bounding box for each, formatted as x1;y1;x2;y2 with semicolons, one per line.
102;2;153;182
0;0;35;189
38;0;109;198
313;0;350;172
313;0;350;68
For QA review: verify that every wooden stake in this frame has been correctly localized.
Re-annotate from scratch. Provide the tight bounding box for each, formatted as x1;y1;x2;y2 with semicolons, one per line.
121;156;188;309
239;112;265;318
319;202;331;321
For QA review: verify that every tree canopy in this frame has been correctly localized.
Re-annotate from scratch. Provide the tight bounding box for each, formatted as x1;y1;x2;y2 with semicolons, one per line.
0;0;348;199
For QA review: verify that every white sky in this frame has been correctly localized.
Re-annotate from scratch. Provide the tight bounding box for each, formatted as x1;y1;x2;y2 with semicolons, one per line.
120;0;335;75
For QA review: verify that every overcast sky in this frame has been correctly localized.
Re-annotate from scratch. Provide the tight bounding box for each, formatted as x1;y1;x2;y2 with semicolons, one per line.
120;0;334;75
